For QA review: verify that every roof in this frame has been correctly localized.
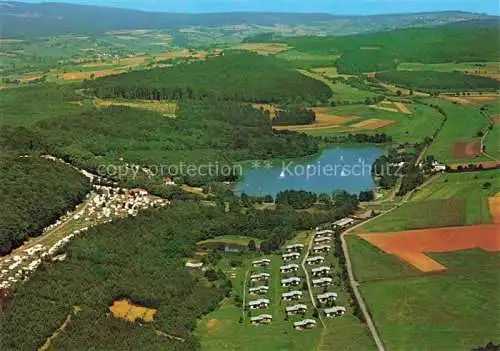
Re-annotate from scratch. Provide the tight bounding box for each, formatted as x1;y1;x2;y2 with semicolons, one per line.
333;218;355;226
314;236;331;241
313;245;330;250
317;292;338;299
282;252;300;257
250;314;273;321
324;306;346;314
311;266;330;272
286;304;308;312
280;263;299;269
294;319;317;327
312;277;333;284
248;298;270;306
306;256;324;261
249;286;269;292
250;272;270;278
315;230;334;235
252;258;271;264
282;290;302;297
281;277;301;284
286;244;304;248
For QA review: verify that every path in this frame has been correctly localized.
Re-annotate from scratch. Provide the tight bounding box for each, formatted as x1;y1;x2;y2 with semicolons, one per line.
339;173;440;351
241;269;249;323
301;232;326;328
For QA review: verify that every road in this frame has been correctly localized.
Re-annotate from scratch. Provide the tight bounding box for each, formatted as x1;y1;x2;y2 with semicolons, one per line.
300;231;326;328
340;174;440;351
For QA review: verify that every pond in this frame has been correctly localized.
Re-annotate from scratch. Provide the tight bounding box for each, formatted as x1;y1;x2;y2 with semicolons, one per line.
235;146;383;197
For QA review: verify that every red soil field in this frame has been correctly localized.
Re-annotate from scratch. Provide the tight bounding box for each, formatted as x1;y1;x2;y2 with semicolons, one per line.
359;225;500;272
448;161;500;170
452;141;482;158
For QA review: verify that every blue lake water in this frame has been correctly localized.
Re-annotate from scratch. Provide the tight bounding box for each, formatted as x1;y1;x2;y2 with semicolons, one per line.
235;147;383;197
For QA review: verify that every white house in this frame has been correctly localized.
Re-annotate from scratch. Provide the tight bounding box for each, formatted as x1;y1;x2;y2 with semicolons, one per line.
250;314;273;325
314;236;331;244
315;229;334;237
250;273;270;282
280;264;299;274
252;258;271;267
249;286;269;295
312;277;333;288
324;306;346;317
281;277;301;287
306;256;324;265
285;244;305;252
285;304;308;315
311;266;330;277
312;245;331;254
333;218;355;229
185;261;204;269
248;299;270;309
282;252;300;261
294;319;317;330
317;292;338;304
281;290;302;301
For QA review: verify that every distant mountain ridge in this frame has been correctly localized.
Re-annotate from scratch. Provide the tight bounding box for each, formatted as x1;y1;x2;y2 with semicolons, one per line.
0;1;496;38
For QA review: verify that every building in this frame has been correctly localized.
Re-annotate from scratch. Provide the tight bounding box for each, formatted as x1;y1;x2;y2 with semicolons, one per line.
185;261;203;269
317;292;338;304
285;304;308;316
312;245;331;254
333;218;355;229
250;273;270;282
315;229;334;237
248;299;270;310
285;244;305;252
282;252;300;261
324;306;346;317
281;290;302;301
250;314;273;325
311;266;330;277
312;277;333;288
280;264;299;274
306;256;324;265
281;277;301;287
252;258;271;267
314;236;331;244
249;286;269;295
294;319;317;330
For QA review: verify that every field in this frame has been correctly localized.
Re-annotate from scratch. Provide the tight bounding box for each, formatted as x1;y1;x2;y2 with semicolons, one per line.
231;43;289;55
110;299;157;323
277;50;341;69
452;141;482;158
398;61;500;80
272;107;360;131
304;103;443;144
426;100;491;163
358;225;500;272
93;98;178;116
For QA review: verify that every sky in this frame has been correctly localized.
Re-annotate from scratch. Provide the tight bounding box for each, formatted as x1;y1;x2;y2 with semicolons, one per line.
16;0;500;15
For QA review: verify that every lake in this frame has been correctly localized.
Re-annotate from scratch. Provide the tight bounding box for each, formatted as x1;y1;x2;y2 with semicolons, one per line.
235;147;383;197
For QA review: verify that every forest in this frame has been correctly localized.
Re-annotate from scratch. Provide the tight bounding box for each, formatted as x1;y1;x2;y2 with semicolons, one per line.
31;100;319;189
249;22;499;73
271;107;316;126
85;52;332;104
375;71;500;93
0;199;358;350
0;157;91;255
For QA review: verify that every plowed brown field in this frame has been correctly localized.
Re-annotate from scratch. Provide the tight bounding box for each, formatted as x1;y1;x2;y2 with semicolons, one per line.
452;141;482;158
359;225;500;272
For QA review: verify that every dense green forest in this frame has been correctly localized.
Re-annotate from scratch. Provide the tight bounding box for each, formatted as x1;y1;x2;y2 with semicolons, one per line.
249;24;499;73
271;107;316;126
0;200;357;350
85;52;331;104
0;157;91;254
31;100;318;188
375;71;500;93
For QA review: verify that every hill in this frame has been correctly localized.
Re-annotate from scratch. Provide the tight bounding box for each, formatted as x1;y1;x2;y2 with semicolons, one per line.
0;2;492;38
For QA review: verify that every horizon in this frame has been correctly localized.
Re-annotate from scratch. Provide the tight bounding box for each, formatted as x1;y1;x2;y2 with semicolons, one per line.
8;0;500;16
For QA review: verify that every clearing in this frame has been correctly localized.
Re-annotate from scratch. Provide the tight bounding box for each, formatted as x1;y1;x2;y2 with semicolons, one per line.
109;299;157;323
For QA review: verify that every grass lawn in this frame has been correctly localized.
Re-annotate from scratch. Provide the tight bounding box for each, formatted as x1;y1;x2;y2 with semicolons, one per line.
347;235;421;283
197;235;262;248
361;266;500;351
427;100;491;163
398;61;500;78
484;124;500;160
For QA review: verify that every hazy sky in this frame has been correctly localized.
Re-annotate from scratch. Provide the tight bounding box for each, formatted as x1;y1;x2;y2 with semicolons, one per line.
17;0;500;15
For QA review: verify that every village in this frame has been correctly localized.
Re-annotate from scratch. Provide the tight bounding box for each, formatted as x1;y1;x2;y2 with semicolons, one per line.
0;157;169;291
